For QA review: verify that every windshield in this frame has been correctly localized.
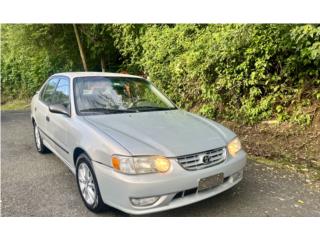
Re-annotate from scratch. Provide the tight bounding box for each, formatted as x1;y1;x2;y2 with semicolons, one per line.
74;76;176;114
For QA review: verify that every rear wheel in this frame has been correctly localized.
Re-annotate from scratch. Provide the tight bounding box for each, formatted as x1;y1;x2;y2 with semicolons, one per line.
33;122;49;153
76;153;107;213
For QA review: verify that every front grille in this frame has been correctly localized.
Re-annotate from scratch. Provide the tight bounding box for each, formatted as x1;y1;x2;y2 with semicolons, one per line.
172;188;197;200
172;177;230;201
177;147;227;171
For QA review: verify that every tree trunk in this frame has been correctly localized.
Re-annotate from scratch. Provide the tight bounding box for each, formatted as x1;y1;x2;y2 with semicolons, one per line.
73;24;88;71
100;56;106;72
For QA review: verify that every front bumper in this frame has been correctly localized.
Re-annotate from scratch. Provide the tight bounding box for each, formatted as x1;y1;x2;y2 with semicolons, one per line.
92;150;247;215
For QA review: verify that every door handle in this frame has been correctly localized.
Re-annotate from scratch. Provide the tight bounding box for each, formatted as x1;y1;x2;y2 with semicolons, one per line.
46;116;50;122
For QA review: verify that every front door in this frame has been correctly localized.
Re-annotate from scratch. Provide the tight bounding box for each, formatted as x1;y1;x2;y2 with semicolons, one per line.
45;77;72;165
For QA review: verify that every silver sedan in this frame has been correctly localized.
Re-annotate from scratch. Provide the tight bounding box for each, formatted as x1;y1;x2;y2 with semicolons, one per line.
31;72;246;215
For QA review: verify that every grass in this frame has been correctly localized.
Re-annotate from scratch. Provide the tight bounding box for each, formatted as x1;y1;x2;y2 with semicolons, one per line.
1;99;31;111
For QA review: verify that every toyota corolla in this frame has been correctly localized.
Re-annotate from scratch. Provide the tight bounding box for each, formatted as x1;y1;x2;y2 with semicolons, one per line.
31;72;246;215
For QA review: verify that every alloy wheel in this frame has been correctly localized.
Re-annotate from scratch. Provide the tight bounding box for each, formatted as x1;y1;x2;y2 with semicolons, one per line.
78;162;97;205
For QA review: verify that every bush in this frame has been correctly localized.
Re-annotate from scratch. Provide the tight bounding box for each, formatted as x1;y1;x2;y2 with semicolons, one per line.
2;24;320;125
1;24;81;102
114;24;320;124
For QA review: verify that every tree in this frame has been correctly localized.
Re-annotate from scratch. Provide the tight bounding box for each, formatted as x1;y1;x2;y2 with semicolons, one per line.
78;24;118;72
73;24;88;71
2;24;319;125
1;24;82;101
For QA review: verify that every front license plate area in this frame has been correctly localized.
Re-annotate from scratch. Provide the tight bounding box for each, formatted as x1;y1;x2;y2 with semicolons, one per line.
198;173;224;191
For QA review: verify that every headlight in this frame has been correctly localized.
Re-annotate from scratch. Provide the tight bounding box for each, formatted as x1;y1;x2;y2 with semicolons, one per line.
112;155;171;174
227;137;242;157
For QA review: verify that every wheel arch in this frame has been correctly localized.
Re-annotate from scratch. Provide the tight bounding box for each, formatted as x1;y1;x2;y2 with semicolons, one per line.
73;147;91;167
31;117;36;126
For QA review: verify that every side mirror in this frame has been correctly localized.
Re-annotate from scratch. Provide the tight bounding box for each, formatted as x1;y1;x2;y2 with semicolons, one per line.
49;104;70;117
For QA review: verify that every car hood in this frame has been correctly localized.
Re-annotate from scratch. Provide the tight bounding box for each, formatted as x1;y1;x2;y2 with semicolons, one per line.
84;110;235;157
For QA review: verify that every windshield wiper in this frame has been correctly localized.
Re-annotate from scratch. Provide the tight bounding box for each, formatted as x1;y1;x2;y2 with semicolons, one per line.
80;108;137;114
128;106;177;112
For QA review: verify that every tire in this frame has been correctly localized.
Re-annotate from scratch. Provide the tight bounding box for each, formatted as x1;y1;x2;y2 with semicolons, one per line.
33;121;49;153
76;153;107;213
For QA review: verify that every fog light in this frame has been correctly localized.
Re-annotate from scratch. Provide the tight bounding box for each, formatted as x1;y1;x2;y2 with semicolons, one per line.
130;196;160;206
232;169;243;181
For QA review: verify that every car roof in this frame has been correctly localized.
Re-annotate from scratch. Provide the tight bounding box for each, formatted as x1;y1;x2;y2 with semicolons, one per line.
52;72;144;79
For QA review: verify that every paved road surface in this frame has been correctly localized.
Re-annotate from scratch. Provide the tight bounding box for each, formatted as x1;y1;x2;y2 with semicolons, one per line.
1;110;320;216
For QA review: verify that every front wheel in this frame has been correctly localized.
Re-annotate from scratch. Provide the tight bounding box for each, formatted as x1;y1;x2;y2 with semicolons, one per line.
76;153;107;213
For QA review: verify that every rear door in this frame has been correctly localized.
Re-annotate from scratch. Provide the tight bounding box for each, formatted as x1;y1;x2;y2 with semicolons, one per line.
35;77;59;134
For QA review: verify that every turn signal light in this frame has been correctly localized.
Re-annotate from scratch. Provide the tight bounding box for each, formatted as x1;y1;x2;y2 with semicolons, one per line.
112;156;120;170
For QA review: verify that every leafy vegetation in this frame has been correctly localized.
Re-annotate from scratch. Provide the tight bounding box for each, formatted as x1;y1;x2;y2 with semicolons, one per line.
1;24;320;125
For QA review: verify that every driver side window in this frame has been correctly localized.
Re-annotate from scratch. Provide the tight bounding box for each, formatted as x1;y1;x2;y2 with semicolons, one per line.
51;78;70;109
41;77;59;104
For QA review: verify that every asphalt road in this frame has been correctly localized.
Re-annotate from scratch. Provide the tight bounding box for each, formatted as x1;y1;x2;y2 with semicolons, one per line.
1;110;320;217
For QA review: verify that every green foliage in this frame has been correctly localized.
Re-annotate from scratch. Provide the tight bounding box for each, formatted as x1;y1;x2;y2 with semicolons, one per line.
1;24;320;125
113;24;320;124
78;24;121;71
1;24;81;101
111;24;148;73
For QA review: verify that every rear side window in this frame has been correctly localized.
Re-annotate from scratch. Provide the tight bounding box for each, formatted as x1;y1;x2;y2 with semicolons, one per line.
51;78;70;108
41;78;59;104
